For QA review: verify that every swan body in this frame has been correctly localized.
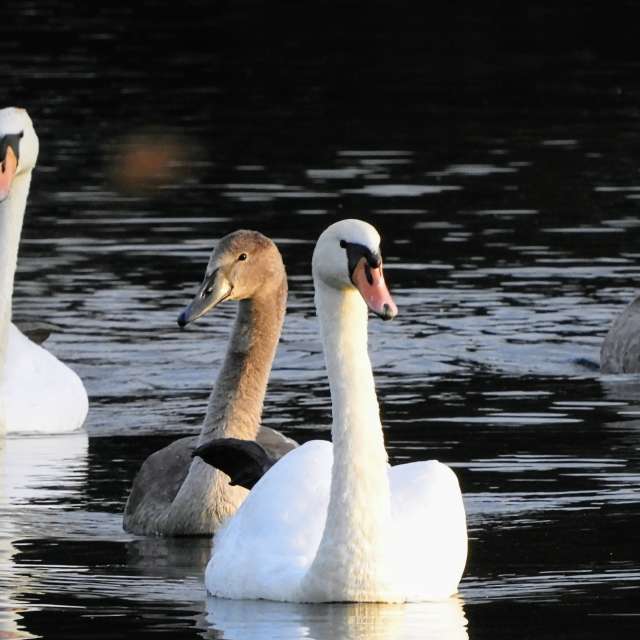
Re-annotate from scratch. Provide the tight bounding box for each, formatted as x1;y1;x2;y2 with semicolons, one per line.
3;324;87;433
123;231;296;536
206;442;466;602
204;219;467;602
0;107;88;435
601;296;640;373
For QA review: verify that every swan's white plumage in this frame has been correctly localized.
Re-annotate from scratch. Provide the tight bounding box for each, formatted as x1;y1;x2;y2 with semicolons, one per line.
2;323;88;434
205;219;467;603
0;107;88;435
206;442;466;602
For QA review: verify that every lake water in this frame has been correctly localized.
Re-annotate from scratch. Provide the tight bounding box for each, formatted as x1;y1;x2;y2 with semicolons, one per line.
1;2;639;638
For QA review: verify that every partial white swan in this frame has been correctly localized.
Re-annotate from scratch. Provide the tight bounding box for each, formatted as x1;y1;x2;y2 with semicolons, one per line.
123;230;296;536
198;219;467;603
601;295;640;372
0;107;88;435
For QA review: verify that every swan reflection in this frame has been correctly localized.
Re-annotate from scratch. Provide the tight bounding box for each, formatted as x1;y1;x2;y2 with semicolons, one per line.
0;432;88;638
204;595;468;640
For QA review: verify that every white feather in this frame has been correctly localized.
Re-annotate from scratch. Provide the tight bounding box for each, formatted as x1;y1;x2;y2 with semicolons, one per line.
0;107;88;435
205;220;467;603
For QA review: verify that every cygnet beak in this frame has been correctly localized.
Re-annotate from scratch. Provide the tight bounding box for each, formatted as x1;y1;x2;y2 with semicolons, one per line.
177;268;233;328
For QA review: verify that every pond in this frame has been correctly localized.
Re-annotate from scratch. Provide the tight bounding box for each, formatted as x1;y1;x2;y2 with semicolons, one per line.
1;2;639;638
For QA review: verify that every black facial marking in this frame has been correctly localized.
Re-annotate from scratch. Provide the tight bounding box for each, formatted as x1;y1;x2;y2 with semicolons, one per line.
200;269;219;298
340;240;382;277
0;133;23;164
365;264;373;285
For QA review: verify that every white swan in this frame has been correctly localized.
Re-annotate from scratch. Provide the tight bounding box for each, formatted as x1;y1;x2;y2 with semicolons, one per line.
0;107;88;435
198;219;467;603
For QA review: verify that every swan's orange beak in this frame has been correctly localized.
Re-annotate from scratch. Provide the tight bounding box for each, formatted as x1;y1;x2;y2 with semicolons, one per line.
352;257;398;320
0;145;17;202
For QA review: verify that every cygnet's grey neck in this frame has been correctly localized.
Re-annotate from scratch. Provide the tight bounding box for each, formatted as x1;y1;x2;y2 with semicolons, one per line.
0;172;32;364
199;275;288;443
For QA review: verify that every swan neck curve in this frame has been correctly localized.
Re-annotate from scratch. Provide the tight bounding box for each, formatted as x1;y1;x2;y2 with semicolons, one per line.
303;280;393;601
0;172;32;368
199;274;287;443
162;274;287;534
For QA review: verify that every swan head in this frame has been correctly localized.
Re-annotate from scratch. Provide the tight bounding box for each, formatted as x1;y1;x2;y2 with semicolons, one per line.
0;107;39;202
177;229;286;327
313;219;398;320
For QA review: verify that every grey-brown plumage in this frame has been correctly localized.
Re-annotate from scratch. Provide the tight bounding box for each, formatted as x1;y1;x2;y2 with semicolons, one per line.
14;320;55;345
123;230;296;536
601;295;640;373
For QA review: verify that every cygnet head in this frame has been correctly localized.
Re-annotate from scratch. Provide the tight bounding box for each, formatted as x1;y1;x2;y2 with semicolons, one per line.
0;107;39;202
178;230;286;327
312;219;398;320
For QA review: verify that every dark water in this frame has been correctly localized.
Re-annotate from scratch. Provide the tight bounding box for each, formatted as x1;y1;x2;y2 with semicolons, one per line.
2;2;640;638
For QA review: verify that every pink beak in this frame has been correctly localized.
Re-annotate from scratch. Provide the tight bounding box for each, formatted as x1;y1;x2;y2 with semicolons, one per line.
352;257;398;320
0;145;18;202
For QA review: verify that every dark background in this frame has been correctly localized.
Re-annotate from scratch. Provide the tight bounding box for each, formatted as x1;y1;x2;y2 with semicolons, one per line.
2;2;640;639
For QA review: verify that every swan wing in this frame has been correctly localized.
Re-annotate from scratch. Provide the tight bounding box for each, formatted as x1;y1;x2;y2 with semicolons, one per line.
205;440;332;601
2;324;88;434
389;460;467;600
256;425;298;457
123;435;198;534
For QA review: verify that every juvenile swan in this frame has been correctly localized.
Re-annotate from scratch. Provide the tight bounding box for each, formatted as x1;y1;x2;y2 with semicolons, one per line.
123;230;296;536
0;107;88;434
601;295;640;373
197;220;467;602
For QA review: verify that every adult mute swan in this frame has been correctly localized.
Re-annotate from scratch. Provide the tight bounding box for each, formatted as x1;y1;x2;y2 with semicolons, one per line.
0;107;88;435
196;219;467;603
123;230;296;536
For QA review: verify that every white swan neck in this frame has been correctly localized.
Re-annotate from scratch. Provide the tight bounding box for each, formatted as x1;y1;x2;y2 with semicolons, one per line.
303;281;393;601
0;172;31;369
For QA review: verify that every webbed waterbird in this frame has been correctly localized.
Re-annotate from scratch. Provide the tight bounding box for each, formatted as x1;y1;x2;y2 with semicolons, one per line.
123;230;296;536
197;219;467;602
0;107;88;434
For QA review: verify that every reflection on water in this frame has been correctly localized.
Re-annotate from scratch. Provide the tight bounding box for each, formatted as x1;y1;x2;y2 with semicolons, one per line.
0;433;88;510
203;597;468;640
1;433;88;639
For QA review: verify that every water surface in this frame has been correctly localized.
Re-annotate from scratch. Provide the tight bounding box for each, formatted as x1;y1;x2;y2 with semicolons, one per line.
2;2;640;638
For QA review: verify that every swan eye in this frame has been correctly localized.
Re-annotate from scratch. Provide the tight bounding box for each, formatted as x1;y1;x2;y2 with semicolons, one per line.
339;240;347;248
238;253;248;261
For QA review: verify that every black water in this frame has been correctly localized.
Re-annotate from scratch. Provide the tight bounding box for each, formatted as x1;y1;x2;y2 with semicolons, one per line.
2;2;640;638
